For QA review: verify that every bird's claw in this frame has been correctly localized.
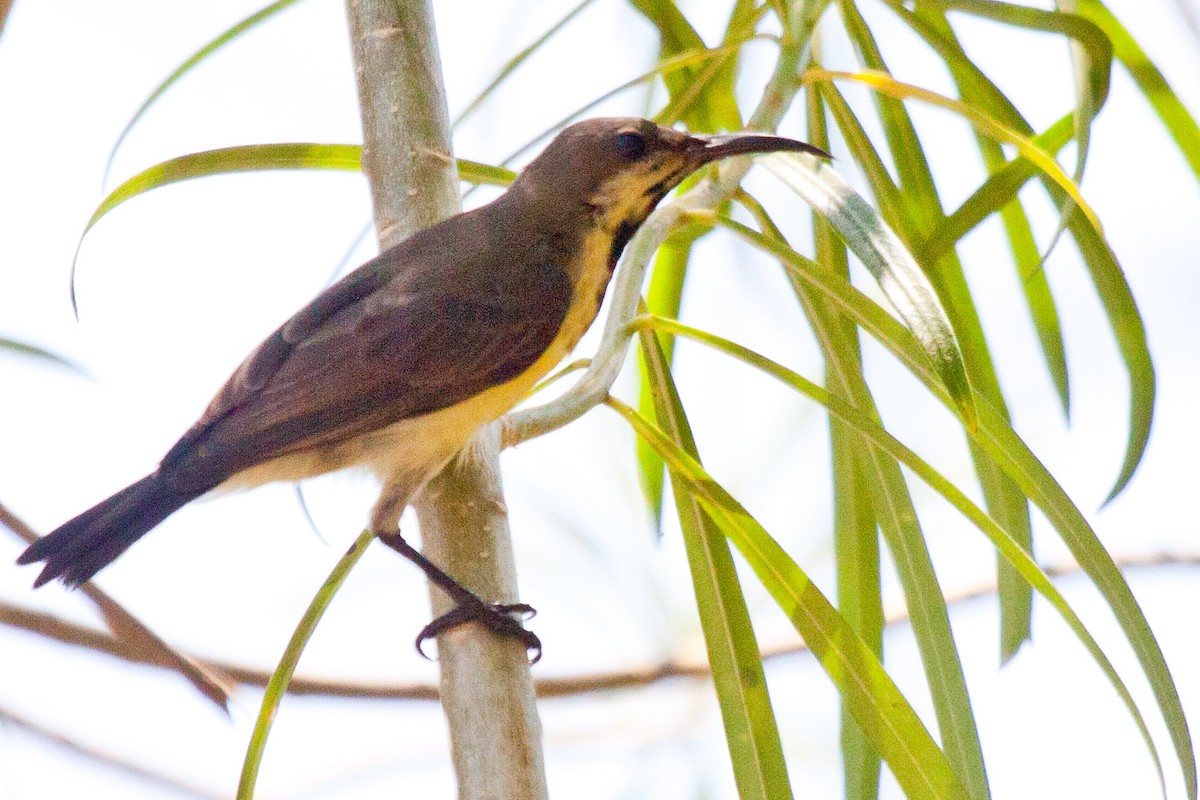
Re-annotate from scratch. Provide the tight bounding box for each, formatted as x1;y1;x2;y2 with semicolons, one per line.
415;598;541;664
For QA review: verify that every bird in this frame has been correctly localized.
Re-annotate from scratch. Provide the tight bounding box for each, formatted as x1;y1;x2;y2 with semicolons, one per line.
18;117;827;653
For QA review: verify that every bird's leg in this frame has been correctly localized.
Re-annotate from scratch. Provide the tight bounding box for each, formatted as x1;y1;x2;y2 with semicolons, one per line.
376;530;541;663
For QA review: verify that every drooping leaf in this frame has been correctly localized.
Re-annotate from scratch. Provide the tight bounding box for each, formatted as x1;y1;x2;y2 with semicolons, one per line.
238;530;374;800
0;338;82;373
609;396;972;800
104;0;309;185
638;318;792;800
628;314;1168;797
760;151;976;427
75;144;514;310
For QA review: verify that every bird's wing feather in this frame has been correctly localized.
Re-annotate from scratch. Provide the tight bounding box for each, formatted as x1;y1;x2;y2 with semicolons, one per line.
160;251;572;492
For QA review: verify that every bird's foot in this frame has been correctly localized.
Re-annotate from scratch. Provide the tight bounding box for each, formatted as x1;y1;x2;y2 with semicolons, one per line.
415;598;541;663
377;530;542;663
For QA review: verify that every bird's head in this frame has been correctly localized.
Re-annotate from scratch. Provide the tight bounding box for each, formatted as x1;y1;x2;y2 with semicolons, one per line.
513;117;828;234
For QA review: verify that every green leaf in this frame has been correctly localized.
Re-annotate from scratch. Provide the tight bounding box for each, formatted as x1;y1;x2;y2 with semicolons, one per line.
802;68;1103;233
238;530;374;800
714;221;1193;797
805;85;883;799
908;0;1111;184
927;112;1155;502
759;152;976;428
637;314;793;800
607;396;972;800
732;172;985;796
628;314;1167;796
452;0;601;128
634;237;689;534
105;0;309;185
74;144;514;311
0;338;82;373
895;4;1074;419
817;10;1039;666
1071;0;1200;183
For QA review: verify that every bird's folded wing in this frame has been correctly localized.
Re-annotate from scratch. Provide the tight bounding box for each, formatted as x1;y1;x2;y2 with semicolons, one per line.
159;261;573;491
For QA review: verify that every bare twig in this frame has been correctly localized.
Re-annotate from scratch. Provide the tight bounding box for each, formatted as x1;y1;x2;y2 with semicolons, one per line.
1;707;224;800
0;0;12;42
1;499;234;708
9;552;1196;700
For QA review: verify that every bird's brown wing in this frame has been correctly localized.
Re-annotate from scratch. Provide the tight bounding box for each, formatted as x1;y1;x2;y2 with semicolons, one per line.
159;256;573;493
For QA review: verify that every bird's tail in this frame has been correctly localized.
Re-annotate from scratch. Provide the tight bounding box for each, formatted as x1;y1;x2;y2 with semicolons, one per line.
17;473;196;588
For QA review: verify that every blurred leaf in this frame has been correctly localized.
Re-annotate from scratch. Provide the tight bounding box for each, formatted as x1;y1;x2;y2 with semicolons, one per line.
238;529;374;800
452;0;600;127
0;338;82;373
105;0;309;185
637;316;792;800
908;0;1111;183
1070;0;1200;181
626;0;747;131
462;38;769;203
75;144;513;310
608;396;972;800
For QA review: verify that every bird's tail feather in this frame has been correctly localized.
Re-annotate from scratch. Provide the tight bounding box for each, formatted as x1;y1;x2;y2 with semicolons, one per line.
17;473;196;588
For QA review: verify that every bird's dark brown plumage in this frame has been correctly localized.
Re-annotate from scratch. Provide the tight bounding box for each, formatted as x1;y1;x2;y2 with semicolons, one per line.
19;117;828;592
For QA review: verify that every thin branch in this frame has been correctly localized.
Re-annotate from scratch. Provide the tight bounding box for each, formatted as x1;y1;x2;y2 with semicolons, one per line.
1;707;224;800
0;499;235;708
0;0;12;42
8;552;1195;700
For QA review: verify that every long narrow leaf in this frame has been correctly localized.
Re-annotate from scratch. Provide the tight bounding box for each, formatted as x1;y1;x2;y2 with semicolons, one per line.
707;219;1194;795
75;144;514;310
908;0;1111;183
104;0;308;184
607;396;972;800
922;110;1154;500
869;0;1042;663
0;338;81;373
237;530;374;800
806;84;884;799
741;149;985;794
627;314;1167;794
638;318;792;800
1072;0;1200;181
802;68;1102;233
896;4;1072;418
759;151;975;427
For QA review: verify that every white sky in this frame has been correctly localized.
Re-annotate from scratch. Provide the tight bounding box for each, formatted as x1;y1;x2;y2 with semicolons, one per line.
1;1;1198;798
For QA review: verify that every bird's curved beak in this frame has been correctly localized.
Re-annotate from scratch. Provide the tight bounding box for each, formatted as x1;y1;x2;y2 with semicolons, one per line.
687;131;830;165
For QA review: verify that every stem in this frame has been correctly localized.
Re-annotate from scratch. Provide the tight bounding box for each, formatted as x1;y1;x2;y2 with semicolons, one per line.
342;2;547;797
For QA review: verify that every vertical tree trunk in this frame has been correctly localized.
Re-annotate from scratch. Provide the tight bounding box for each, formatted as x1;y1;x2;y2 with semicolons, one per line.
342;2;547;797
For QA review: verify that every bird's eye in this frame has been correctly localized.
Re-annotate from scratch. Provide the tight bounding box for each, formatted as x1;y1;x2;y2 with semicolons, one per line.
614;130;646;160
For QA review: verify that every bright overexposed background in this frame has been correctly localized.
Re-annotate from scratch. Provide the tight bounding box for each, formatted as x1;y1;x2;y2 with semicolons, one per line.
1;1;1198;798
